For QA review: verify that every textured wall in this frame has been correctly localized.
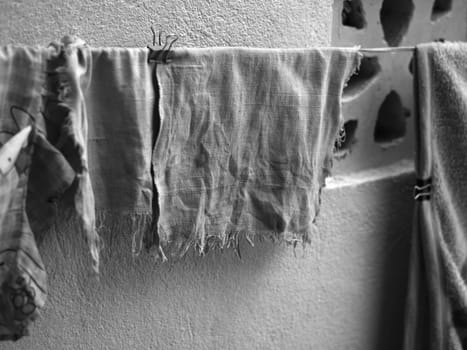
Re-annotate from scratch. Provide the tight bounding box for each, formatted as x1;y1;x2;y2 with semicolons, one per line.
0;0;332;47
4;165;413;350
0;0;418;349
332;0;467;174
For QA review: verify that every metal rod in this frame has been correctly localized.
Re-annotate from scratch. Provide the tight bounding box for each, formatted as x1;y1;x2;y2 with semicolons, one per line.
359;46;415;53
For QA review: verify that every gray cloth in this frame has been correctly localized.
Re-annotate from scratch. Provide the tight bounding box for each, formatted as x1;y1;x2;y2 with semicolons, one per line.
84;47;158;256
153;47;361;258
405;42;467;350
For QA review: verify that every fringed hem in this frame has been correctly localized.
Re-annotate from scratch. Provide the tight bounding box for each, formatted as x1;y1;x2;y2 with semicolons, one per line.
49;208;166;270
155;224;318;261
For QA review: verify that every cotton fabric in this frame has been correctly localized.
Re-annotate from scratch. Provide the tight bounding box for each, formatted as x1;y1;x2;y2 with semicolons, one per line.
0;127;47;341
84;47;158;255
154;47;361;258
405;42;467;350
0;37;101;341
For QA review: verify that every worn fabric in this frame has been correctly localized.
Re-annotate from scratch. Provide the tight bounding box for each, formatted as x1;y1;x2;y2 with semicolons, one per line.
404;42;467;350
84;47;157;255
0;127;47;341
44;37;102;272
154;47;361;258
0;45;49;341
0;37;101;340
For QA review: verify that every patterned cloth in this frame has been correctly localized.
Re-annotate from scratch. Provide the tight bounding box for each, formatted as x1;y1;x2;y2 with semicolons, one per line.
0;37;100;341
153;47;361;258
0;45;49;341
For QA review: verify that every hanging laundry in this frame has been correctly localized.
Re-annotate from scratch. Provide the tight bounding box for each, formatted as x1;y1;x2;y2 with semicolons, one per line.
44;36;102;272
152;47;362;259
405;42;467;350
0;126;47;341
0;37;103;340
84;47;158;257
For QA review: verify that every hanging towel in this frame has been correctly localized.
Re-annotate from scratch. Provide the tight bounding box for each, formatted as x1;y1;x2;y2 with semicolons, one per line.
84;47;157;256
153;47;361;258
405;42;467;350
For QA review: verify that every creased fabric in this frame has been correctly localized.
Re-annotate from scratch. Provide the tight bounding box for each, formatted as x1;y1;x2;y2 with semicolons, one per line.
0;45;49;341
0;127;47;341
45;37;101;272
0;37;100;340
153;47;361;258
84;47;157;256
404;42;467;350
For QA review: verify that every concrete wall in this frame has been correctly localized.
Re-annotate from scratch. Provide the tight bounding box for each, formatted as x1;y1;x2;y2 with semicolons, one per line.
332;0;467;174
0;0;462;349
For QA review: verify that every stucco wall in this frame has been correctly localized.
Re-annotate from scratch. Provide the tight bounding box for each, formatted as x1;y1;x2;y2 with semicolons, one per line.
0;1;417;349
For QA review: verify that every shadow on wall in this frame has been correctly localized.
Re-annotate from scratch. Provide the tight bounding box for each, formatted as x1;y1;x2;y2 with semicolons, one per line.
370;174;413;350
6;168;414;350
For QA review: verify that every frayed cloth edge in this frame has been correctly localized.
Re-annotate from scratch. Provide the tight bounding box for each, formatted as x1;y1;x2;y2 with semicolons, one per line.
156;224;318;261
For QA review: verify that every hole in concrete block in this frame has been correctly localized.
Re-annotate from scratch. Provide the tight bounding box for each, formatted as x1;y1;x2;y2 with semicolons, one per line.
342;0;367;29
431;0;452;21
344;56;381;99
374;91;409;145
335;119;358;157
380;0;414;47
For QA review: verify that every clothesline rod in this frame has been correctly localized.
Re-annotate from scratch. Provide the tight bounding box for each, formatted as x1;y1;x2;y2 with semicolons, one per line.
358;46;415;53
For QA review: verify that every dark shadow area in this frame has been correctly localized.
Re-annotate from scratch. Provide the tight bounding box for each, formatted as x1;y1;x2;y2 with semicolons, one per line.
372;172;414;349
334;119;358;158
380;0;415;47
342;0;367;29
431;0;452;21
343;56;381;99
374;90;409;145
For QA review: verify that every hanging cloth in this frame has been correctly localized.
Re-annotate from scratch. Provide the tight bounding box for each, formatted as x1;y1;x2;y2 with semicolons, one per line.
405;42;467;350
152;47;362;258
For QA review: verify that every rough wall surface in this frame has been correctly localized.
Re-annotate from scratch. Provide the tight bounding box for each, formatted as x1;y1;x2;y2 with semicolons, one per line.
332;0;467;174
4;166;413;350
0;0;418;349
0;0;332;47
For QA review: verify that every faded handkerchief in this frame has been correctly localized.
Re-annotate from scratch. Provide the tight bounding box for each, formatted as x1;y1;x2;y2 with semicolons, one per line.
153;47;361;258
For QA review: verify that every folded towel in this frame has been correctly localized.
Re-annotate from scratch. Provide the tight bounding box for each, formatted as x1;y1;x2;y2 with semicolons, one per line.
405;42;467;350
153;47;361;258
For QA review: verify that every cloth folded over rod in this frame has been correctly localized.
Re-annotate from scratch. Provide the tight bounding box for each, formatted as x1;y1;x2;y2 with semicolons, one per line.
404;42;467;350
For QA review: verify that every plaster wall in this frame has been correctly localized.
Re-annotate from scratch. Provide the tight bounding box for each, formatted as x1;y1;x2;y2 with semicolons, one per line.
0;0;446;349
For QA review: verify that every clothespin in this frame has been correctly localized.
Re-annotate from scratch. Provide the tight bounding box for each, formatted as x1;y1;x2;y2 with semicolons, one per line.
414;178;432;201
147;26;178;64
